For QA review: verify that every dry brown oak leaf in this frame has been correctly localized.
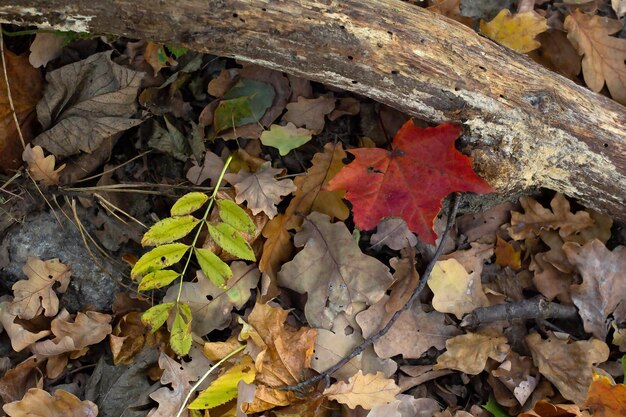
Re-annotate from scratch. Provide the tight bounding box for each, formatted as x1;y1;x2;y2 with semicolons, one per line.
278;211;394;329
241;302;317;413
508;193;594;240
3;388;98;417
225;161;297;219
563;239;626;339
8;257;71;320
526;332;609;405
147;353;195;417
370;218;417;251
323;370;401;410
565;9;626;105
22;144;65;186
434;328;510;375
0;296;50;352
283;94;335;134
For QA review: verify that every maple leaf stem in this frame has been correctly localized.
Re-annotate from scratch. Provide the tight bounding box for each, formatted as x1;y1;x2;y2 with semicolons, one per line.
278;192;462;393
175;155;233;306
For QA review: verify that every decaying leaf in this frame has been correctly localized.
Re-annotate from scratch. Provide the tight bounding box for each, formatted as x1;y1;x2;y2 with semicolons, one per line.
9;257;71;320
186;151;225;186
148;353;195;417
29;32;65;68
225;162;297;219
518;400;582;417
480;9;547;53
367;394;441;417
323;370;400;410
434;329;510;374
33;51;144;157
144;42;177;76
3;388;98;417
526;332;609;404
563;239;626;339
327;120;494;245
565;9;626;104
22;144;66;186
283;94;335;134
278;212;394;329
584;372;626;417
370;218;417;251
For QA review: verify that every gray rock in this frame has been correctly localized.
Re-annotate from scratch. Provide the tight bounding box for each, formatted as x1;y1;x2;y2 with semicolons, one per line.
0;210;120;312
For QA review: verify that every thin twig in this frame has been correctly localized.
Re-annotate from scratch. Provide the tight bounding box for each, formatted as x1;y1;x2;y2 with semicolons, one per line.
279;192;462;392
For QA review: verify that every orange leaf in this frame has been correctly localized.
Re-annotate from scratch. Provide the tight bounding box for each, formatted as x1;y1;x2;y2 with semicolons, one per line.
22;144;65;186
584;372;626;416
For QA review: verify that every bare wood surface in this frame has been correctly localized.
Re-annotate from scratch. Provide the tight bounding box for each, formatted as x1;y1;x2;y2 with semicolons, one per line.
1;0;625;220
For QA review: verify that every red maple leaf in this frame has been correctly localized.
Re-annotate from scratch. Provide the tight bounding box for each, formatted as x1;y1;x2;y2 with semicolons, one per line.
326;120;495;244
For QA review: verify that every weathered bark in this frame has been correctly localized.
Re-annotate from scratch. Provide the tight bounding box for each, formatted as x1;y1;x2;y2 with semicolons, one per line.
1;0;625;220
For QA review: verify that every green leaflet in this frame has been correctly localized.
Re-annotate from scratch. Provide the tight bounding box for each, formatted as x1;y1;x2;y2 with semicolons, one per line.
208;222;255;261
142;302;175;332
141;215;200;246
131;243;190;279
213;79;275;134
170;303;193;356
260;123;313;156
194;248;232;289
188;355;256;410
138;270;180;291
170;192;209;216
166;45;188;59
483;397;512;417
216;199;255;235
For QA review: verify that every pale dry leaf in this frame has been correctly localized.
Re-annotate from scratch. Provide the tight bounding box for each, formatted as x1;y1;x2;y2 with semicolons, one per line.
22;144;65;186
283;95;335;134
147;353;195;417
526;332;609;404
0;298;50;352
491;351;538;405
370;218;417;251
429;258;490;319
278;212;394;329
613;0;626;17
564;9;626;104
33;51;144;157
186;151;224;186
434;329;510;374
9;257;71;320
3;388;98;417
323;370;400;410
224;162;296;219
29;32;64;68
563;240;626;339
508;193;594;240
367;395;441;417
328;97;360;121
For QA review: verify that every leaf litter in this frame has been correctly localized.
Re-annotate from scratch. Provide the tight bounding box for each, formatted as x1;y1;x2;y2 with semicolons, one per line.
0;2;625;416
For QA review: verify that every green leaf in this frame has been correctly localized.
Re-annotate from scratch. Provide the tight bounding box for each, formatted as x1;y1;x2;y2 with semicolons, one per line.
260;123;313;156
622;355;626;384
216;199;255;235
188;355;256;409
208;223;255;261
166;45;188;59
131;243;190;279
194;248;232;289
170;303;193;356
483;396;512;417
141;215;200;246
170;192;209;216
213;79;275;133
142;302;175;332
138;270;181;291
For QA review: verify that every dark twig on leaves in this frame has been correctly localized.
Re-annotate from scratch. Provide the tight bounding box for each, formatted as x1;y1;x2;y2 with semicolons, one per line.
460;296;579;329
279;192;462;393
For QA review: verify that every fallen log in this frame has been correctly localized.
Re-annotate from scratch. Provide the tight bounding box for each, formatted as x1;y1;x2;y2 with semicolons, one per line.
1;0;625;221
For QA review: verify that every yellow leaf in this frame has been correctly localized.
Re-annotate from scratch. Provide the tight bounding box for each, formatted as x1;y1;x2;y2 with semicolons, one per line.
141;215;200;247
480;9;547;53
564;9;626;104
322;370;400;410
434;329;510;374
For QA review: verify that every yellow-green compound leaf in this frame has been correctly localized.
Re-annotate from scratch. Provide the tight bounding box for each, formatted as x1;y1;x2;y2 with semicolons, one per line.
141;215;200;246
260;122;313;156
138;270;180;291
171;303;193;356
131;243;190;279
142;301;175;332
188;355;256;410
216;199;255;235
194;247;232;289
170;192;209;216
208;222;255;261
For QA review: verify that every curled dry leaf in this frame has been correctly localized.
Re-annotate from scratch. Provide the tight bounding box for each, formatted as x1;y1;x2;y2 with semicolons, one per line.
563;239;626;339
9;257;71;320
565;9;626;104
526;332;609;404
278;212;394;329
480;9;548;53
434;329;510;375
3;388;98;417
323;370;401;410
22;144;66;186
224;162;297;219
0;297;50;352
